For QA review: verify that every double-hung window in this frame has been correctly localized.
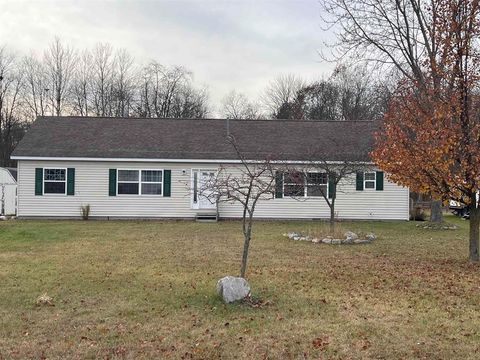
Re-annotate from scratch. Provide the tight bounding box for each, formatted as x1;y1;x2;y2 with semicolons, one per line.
283;172;328;197
364;172;376;189
283;172;305;197
44;168;67;194
306;172;328;197
117;169;163;195
141;170;163;195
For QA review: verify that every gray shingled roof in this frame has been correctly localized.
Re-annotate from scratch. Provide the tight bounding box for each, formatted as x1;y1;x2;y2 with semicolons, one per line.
12;117;377;161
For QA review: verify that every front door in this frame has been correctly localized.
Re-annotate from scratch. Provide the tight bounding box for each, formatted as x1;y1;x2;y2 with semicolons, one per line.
192;170;217;209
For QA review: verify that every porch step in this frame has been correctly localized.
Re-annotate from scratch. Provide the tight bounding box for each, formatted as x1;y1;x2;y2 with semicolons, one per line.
195;213;218;222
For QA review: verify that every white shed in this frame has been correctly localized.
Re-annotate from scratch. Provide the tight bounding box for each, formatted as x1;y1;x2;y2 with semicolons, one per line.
0;167;17;216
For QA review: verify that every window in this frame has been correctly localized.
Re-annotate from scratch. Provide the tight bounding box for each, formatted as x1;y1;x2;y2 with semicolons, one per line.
118;170;139;195
282;172;328;197
364;172;376;189
141;170;163;195
44;168;66;194
117;169;163;195
283;172;305;197
306;172;328;197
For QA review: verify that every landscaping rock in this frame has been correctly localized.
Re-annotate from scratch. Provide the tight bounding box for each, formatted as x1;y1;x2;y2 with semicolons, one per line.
322;238;332;244
311;238;321;244
353;239;370;245
366;233;377;241
344;231;358;241
216;276;251;303
331;239;342;245
343;237;354;244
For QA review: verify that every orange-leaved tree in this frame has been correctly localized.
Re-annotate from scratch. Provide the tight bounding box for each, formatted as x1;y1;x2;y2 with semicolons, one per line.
372;0;480;261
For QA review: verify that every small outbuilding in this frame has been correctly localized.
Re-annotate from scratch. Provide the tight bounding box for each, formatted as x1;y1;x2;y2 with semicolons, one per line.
0;167;17;216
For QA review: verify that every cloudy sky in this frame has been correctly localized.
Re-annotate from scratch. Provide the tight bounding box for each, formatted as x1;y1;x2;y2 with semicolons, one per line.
1;0;336;113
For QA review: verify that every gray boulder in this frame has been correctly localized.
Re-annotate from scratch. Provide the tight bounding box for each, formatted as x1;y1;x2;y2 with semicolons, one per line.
344;231;358;241
216;276;251;303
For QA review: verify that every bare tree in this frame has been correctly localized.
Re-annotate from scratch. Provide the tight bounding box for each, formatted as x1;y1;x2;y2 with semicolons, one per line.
321;0;446;222
199;135;278;278
113;49;136;117
221;90;262;119
43;37;77;116
262;74;304;119
0;46;25;166
91;43;115;116
137;62;209;119
284;145;372;232
71;49;93;116
22;54;50;118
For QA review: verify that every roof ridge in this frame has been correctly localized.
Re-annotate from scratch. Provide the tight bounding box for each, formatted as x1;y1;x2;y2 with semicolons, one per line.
37;116;376;124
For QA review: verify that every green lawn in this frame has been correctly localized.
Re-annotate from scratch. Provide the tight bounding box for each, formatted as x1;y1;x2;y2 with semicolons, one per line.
0;217;479;359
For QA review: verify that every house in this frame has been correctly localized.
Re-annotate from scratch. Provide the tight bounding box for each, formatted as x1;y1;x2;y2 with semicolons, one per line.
11;116;409;220
0;167;17;216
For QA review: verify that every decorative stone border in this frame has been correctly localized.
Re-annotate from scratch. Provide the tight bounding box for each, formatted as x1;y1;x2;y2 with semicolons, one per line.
415;222;458;230
283;231;376;245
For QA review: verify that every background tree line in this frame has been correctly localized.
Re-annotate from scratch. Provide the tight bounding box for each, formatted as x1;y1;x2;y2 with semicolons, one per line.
0;38;389;167
0;38;209;166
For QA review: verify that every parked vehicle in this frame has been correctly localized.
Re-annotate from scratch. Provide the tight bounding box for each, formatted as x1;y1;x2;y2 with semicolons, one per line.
450;193;479;219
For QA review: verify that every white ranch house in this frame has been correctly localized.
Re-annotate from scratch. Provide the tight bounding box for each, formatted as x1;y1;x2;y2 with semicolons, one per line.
11;117;409;220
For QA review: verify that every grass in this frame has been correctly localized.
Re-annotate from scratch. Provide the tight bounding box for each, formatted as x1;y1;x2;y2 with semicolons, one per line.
0;217;479;359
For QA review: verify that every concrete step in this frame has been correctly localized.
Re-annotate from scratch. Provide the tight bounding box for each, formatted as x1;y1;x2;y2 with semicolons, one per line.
195;213;218;222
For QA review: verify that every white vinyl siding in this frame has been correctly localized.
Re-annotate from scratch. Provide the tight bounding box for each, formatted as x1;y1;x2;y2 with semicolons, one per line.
17;160;409;220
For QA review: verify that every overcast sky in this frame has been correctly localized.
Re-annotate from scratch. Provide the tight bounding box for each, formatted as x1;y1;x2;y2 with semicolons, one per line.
1;0;335;114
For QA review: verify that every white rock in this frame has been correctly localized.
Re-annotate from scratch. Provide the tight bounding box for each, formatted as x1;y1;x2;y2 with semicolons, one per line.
322;238;332;244
366;233;377;241
331;239;342;245
216;276;251;303
312;238;321;244
344;231;358;241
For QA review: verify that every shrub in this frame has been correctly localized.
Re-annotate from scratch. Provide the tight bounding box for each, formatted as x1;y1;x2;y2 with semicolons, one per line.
80;204;91;220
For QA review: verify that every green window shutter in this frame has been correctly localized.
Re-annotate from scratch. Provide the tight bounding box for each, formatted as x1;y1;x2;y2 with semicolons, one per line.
328;175;335;199
275;171;283;198
356;172;364;191
109;169;117;196
163;170;171;197
35;168;43;196
67;168;75;195
376;171;384;191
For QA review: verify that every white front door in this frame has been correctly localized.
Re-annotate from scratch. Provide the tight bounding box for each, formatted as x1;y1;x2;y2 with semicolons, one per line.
192;170;217;209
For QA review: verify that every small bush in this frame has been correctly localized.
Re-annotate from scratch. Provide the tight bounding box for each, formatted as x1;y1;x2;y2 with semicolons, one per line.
80;204;91;220
410;206;426;221
36;293;54;306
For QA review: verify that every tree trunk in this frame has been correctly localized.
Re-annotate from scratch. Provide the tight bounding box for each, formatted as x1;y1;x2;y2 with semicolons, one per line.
469;206;480;262
240;233;251;278
430;200;443;223
329;202;335;234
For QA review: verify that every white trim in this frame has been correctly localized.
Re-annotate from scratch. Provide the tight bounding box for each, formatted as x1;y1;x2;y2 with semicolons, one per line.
43;167;67;195
11;155;374;165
